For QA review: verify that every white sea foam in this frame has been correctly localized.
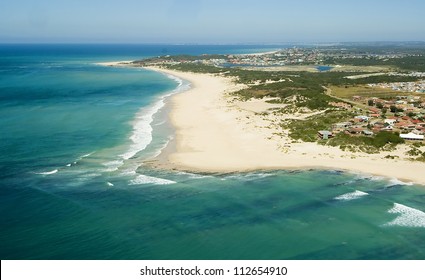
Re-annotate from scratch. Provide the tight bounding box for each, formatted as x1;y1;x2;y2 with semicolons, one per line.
35;169;58;175
129;174;176;185
102;160;124;172
119;74;188;161
386;178;414;187
81;152;94;159
349;171;385;182
385;203;425;228
150;136;174;159
334;190;369;201
351;172;414;187
176;171;215;180
153;120;166;126
68;152;95;167
78;172;101;179
225;172;274;181
368;175;386;181
121;170;137;176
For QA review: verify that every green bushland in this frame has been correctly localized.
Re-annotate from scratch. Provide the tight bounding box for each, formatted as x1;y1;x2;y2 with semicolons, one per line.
282;110;355;142
327;131;405;153
323;55;425;72
407;147;425;162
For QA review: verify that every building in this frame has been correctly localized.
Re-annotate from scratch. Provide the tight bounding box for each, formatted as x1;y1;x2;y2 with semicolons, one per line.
332;122;352;130
348;127;364;135
400;133;424;141
369;108;381;115
318;130;333;140
362;130;374;136
384;119;397;126
354;116;369;122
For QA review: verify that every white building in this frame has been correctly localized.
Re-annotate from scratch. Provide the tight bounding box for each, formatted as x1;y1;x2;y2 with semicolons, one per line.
400;133;424;141
385;119;397;125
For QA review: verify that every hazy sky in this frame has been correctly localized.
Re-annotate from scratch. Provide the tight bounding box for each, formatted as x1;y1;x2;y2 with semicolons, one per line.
1;0;424;43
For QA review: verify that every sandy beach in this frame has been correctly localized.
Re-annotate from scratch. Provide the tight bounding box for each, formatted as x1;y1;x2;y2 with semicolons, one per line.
145;66;425;185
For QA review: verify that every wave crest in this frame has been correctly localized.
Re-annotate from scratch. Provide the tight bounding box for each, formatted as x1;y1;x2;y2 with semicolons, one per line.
120;73;188;161
35;169;58;175
335;190;369;201
385;203;425;228
129;174;176;185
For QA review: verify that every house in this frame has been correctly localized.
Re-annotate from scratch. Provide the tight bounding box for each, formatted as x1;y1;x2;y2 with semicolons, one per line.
318;130;333;140
354;116;369;122
381;126;393;131
400;133;424;141
385;119;397;126
362;130;374;136
333;122;352;130
396;100;407;105
369;108;381;114
348;127;364;134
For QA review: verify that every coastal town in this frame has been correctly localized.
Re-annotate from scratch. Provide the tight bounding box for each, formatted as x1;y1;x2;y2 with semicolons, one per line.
368;80;425;93
139;45;423;69
320;94;425;142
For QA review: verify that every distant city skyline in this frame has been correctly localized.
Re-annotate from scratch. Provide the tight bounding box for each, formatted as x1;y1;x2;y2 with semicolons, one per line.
1;0;424;44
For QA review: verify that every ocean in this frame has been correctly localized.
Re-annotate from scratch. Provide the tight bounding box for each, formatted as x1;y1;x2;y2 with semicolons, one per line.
0;44;424;260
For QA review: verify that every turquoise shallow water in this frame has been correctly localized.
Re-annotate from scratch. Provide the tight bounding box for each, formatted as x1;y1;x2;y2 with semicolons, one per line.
1;45;425;260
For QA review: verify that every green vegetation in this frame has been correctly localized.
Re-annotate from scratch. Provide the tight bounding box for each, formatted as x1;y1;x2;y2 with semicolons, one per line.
282;110;354;142
407;146;425;162
283;110;406;153
329;85;422;100
323;51;425;72
233;80;337;110
327;131;405;153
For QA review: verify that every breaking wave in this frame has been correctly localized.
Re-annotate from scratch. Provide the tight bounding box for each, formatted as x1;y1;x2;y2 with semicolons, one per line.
385;203;425;228
129;174;176;185
334;190;369;201
35;169;58;175
120;74;188;161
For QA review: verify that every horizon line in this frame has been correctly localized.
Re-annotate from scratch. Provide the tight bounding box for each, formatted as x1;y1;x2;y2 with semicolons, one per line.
1;40;425;46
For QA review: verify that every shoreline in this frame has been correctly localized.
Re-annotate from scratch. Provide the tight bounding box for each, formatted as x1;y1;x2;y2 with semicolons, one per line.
143;66;425;186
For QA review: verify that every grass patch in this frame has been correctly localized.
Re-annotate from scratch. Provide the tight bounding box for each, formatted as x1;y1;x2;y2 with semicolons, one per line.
330;85;421;99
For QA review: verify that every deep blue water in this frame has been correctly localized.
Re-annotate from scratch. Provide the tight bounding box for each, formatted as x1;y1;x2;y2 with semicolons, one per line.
1;45;425;260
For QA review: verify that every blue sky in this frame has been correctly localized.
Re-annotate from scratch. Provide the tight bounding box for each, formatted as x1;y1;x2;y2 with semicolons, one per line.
0;0;424;43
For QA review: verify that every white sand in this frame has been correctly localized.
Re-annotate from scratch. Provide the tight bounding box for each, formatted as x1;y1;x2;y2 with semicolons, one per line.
146;67;425;185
